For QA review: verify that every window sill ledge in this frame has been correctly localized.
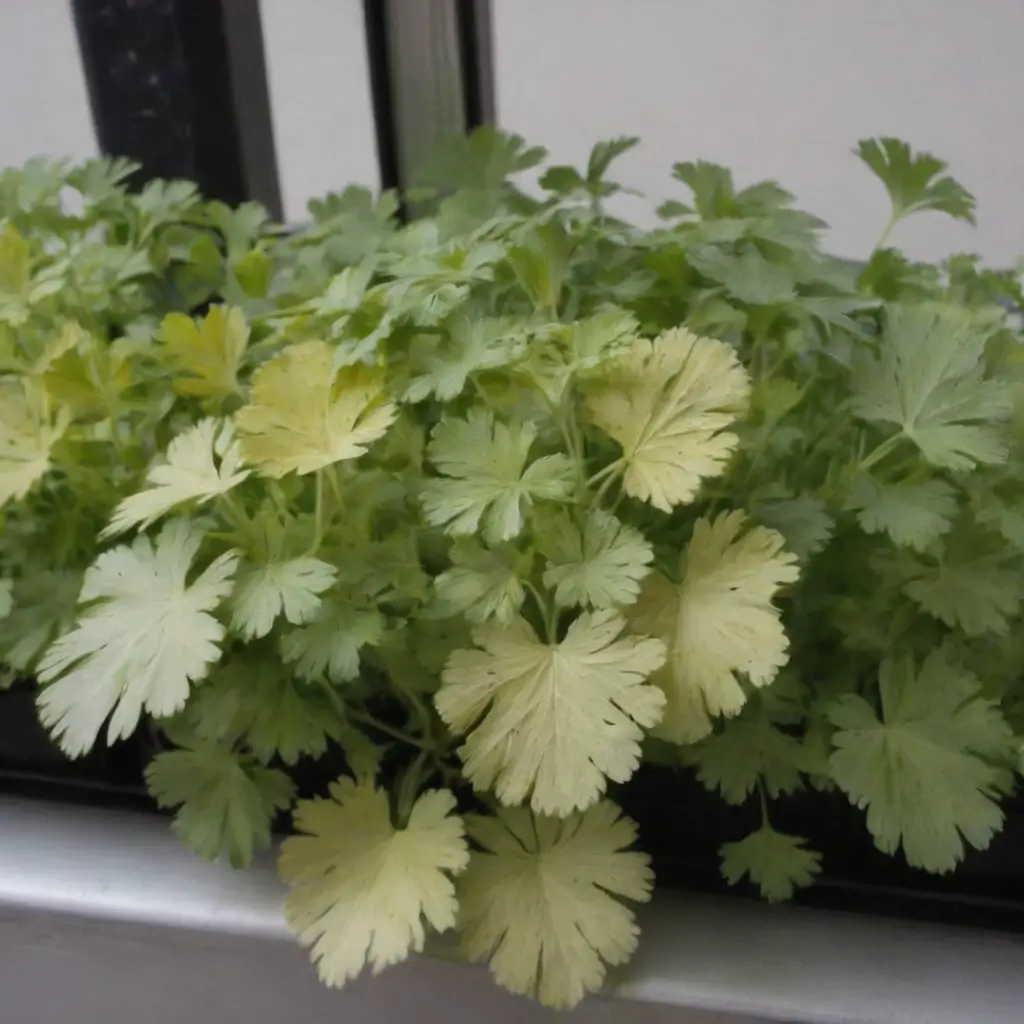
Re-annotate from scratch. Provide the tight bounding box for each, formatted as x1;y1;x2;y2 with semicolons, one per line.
1;797;1022;1024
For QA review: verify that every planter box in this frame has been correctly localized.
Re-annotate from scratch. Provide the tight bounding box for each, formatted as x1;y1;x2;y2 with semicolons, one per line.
2;796;1023;1024
4;684;1024;936
622;768;1024;934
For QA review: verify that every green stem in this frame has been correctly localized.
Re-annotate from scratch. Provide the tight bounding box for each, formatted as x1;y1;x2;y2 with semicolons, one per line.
558;400;588;495
873;212;900;254
308;468;325;555
396;750;431;822
591;463;623;509
858;433;903;473
525;581;558;643
348;707;435;753
564;410;584;469
756;778;771;827
319;678;348;724
471;375;496;409
326;463;345;509
585;462;620;490
392;674;436;743
217;492;260;548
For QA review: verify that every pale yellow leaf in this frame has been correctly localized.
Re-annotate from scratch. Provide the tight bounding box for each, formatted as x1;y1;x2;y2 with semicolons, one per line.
0;376;69;507
631;511;798;743
236;340;396;477
586;327;750;511
279;778;468;987
458;801;652;1009
437;609;665;815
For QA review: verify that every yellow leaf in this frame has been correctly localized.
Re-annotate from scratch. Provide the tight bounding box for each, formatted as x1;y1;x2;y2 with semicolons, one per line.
631;511;798;743
31;321;84;375
0;223;30;305
0;377;69;507
158;305;249;401
437;609;665;816
458;801;652;1009
279;778;468;987
586;327;750;511
42;327;133;420
236;340;397;477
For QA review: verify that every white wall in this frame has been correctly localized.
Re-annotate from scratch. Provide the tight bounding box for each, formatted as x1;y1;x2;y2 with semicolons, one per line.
258;0;379;218
0;1;97;165
493;0;1024;264
2;1;1021;264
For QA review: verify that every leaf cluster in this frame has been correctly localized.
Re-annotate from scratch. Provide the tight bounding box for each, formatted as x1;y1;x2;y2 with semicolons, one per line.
1;133;1022;1007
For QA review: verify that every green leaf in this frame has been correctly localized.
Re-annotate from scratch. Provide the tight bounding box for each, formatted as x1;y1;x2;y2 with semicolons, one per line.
401;316;528;403
852;303;1013;471
415;126;546;194
539;509;654;610
524;308;638;403
208;199;271;255
858;248;938;301
903;553;1020;636
856;137;976;225
280;598;385;683
134;179;201;230
421;409;575;543
0;571;82;672
829;648;1012;872
846;475;957;551
146;739;294;868
975;489;1024;551
655;199;693;221
540;138;640;201
720;826;821;902
686;245;796;306
433;540;527;624
695;716;805;805
671;161;735;218
233;249;271;298
506;221;571;314
230;557;337;641
587;136;640;187
186;655;340;765
539;165;585;196
753;496;834;560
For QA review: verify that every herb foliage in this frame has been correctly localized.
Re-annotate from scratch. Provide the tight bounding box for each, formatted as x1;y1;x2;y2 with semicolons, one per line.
1;135;1021;1007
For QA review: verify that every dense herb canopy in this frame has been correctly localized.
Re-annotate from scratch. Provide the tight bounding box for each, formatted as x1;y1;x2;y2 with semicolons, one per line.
1;133;1022;1007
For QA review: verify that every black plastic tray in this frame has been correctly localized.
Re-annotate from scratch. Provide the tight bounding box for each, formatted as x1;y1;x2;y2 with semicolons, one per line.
3;684;1023;934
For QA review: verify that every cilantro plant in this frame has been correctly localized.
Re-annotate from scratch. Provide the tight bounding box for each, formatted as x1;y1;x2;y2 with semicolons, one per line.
1;133;1023;1008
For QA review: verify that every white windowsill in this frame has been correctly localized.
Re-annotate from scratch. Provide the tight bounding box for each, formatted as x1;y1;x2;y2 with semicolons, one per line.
0;796;1022;1024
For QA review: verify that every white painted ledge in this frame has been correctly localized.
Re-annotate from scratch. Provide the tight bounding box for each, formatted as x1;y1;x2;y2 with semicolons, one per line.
0;797;1022;1024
